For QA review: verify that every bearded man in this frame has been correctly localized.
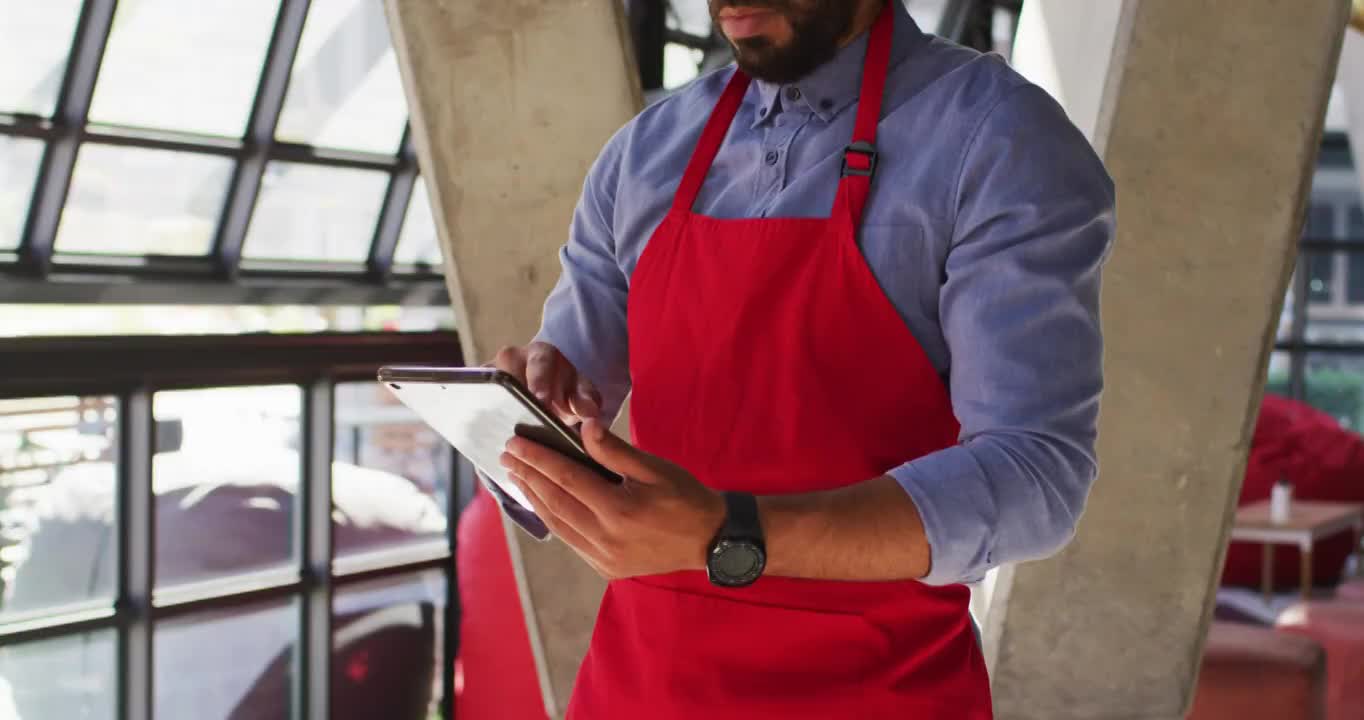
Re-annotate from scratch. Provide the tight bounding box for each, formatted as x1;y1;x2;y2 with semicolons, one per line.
491;1;1115;716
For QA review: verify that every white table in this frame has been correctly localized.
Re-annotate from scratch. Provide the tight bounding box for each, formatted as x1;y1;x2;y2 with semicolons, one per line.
1228;499;1364;601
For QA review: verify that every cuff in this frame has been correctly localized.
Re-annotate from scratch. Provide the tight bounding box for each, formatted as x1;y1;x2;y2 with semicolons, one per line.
889;445;997;586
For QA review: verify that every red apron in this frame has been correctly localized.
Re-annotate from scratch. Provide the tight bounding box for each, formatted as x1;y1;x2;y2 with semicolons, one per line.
569;5;992;717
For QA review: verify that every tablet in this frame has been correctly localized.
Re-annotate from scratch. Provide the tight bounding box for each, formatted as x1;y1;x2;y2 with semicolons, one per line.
377;365;619;540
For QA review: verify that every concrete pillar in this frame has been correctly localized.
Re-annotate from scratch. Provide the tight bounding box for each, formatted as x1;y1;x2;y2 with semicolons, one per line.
987;2;1348;718
385;1;642;716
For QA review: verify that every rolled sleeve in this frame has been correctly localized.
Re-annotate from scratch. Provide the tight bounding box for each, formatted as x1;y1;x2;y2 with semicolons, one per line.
533;130;633;422
895;84;1115;585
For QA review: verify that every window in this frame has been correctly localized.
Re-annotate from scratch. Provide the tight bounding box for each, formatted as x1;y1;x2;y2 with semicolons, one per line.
275;0;408;155
333;382;450;561
0;334;464;719
154;599;297;718
87;0;279;137
1307;250;1335;304
1304;204;1336;304
1347;205;1364;304
0;136;43;251
394;178;442;269
0;630;117;719
332;571;446;718
244;163;389;264
56;144;234;257
0;0;441;306
0;0;85;117
153;386;301;589
0;396;118;620
1279;136;1364;427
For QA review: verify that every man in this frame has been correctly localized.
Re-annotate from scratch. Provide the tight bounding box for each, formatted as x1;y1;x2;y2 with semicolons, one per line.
492;0;1114;716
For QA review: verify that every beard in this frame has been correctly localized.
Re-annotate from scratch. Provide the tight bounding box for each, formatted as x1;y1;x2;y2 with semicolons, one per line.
709;0;861;85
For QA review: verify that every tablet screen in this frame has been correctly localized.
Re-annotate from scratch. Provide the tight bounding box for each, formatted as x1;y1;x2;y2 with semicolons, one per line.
382;380;542;514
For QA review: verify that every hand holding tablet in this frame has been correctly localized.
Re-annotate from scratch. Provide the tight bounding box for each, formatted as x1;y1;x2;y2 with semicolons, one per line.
378;366;621;540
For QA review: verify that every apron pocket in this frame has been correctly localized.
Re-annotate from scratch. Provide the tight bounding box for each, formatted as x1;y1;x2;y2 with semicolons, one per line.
622;578;892;703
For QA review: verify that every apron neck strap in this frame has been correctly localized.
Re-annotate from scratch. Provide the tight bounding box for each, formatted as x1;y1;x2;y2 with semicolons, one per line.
672;0;896;219
836;1;894;226
673;70;752;212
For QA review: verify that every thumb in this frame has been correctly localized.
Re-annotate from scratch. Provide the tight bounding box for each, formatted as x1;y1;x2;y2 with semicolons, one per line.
581;419;662;483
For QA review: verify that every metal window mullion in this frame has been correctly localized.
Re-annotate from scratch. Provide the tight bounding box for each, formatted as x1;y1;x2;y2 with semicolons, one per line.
629;0;666;92
1289;255;1311;401
214;0;310;277
297;379;334;720
117;388;153;720
367;125;417;281
19;0;116;277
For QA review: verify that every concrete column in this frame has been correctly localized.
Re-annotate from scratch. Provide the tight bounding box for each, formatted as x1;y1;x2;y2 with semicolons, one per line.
988;2;1348;718
385;1;642;716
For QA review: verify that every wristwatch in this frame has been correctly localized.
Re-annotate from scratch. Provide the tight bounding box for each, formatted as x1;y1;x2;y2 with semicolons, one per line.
706;491;767;587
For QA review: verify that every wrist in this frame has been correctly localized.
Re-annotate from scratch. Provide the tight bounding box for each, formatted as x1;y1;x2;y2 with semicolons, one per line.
756;493;829;578
693;490;726;571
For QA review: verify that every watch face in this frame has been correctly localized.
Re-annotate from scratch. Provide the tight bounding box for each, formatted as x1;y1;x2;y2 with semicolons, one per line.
709;539;765;587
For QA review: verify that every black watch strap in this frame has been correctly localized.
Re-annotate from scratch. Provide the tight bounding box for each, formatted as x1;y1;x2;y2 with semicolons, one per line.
721;491;763;542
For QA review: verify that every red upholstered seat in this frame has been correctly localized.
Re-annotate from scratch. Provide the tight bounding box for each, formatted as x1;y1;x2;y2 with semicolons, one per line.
455;490;549;720
1337;578;1364;603
1187;621;1325;720
1277;601;1364;720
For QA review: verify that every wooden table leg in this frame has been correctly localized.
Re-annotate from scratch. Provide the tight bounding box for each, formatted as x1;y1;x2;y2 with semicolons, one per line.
1301;547;1313;599
1262;543;1274;604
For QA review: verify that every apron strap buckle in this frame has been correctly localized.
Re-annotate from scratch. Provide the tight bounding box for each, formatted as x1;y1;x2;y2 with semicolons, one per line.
840;141;879;178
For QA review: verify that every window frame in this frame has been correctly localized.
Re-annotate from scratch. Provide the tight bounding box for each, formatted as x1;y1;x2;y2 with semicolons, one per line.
0;331;470;720
0;0;445;306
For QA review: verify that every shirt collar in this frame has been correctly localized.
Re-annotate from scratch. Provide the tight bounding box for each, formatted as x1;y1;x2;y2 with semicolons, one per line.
748;1;926;128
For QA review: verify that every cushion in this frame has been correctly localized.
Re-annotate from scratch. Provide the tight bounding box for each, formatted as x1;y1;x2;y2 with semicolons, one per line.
1277;601;1364;720
1187;621;1324;720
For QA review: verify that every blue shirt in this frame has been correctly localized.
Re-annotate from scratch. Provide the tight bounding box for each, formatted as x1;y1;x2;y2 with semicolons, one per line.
535;2;1115;585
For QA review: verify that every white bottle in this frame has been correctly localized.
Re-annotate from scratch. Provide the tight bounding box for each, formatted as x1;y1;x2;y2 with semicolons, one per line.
1270;479;1293;524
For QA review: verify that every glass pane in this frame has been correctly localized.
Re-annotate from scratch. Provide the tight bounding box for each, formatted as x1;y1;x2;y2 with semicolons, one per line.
1304;203;1336;240
906;0;947;34
1347;251;1364;305
333;383;449;560
1307;250;1334;304
0;396;118;619
55;144;233;256
1276;261;1296;342
394;178;441;269
0;630;116;720
667;0;712;36
243;162;388;263
0;0;84;116
663;43;705;90
332;570;445;719
87;0;279;137
1264;350;1292;399
275;0;408;154
0;136;44;251
156;598;297;719
1302;354;1364;430
154;386;300;588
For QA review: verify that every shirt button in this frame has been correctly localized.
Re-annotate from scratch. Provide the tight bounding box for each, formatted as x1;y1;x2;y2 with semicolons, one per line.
785;86;801;102
820;98;834;111
764;150;779;166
